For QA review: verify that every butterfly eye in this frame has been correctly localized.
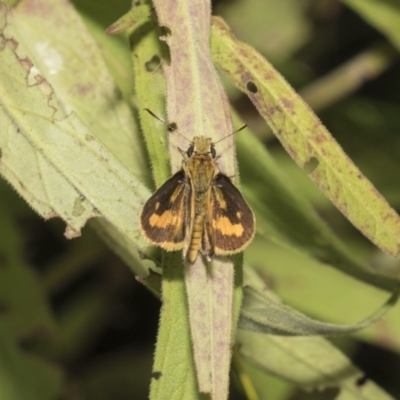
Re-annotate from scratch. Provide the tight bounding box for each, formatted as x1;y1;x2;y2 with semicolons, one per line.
187;145;194;157
210;146;216;158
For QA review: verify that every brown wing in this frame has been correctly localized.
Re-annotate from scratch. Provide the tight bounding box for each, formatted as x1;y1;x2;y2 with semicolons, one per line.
209;174;255;255
140;170;189;251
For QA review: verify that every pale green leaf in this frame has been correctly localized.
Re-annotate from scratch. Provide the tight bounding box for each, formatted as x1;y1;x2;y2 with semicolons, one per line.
0;6;152;278
238;331;395;400
239;284;398;336
247;237;400;352
11;0;149;182
71;0;137;101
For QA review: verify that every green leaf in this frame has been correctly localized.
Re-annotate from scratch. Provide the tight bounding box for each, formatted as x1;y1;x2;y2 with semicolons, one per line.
238;331;396;399
0;186;63;400
239;284;398;336
148;0;243;398
233;112;395;291
343;0;400;51
105;4;151;36
216;0;311;63
246;237;400;352
149;254;203;400
211;16;400;259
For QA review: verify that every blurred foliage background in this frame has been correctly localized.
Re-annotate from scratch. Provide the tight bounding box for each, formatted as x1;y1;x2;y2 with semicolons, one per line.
1;0;400;399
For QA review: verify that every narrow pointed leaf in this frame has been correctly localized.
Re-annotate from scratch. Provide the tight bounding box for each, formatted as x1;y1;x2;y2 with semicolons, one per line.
151;1;242;399
211;16;400;258
239;285;398;335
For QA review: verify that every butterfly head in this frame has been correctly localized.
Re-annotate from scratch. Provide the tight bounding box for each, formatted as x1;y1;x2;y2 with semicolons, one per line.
187;136;216;158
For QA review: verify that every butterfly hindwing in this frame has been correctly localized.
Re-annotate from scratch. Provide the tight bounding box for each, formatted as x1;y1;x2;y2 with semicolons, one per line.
209;173;255;255
140;170;189;250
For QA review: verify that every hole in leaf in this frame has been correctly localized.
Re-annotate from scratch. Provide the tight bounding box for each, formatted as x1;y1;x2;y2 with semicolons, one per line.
356;374;368;387
151;371;162;380
246;81;258;93
304;156;319;174
159;25;171;37
145;55;161;72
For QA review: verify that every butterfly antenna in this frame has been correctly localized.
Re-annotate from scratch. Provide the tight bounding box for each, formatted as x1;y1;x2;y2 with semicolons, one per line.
214;124;247;145
144;108;191;143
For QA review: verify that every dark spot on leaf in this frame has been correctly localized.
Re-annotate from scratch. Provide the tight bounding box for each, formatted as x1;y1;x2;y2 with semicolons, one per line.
145;55;161;72
168;122;177;132
246;81;258;93
304;156;319;174
151;370;162;380
0;147;2;160
356;374;368;387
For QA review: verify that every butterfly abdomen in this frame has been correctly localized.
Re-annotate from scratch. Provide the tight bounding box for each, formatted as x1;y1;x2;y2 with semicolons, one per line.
187;213;204;263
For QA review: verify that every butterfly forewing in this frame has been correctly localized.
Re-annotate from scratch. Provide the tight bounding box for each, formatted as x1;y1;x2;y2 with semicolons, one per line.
140;170;189;250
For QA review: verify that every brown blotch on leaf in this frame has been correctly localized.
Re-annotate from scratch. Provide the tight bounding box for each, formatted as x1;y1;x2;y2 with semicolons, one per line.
281;98;295;114
6;38;18;51
20;57;33;72
34;75;46;85
75;82;94;96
